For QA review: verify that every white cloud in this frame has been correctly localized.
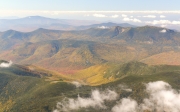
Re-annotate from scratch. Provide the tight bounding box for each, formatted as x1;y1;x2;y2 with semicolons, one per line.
160;15;166;18
111;14;119;18
146;20;171;25
146;20;180;25
54;81;180;112
172;21;180;25
123;17;141;23
54;89;118;112
112;98;138;112
97;26;109;29
93;14;107;17
160;29;167;33
71;81;82;88
130;16;133;18
161;24;167;28
0;60;13;68
38;11;180;14
118;84;132;92
51;11;60;15
122;14;127;17
33;10;180;14
143;15;156;18
112;81;180;112
141;81;180;112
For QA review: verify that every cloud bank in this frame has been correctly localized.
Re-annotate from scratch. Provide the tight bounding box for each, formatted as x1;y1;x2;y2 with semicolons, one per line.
146;20;180;25
143;15;156;18
112;98;138;112
141;81;180;112
122;14;127;17
160;15;166;18
0;60;13;68
123;17;141;23
111;14;119;18
54;89;118;112
93;14;107;17
112;81;180;112
54;81;180;112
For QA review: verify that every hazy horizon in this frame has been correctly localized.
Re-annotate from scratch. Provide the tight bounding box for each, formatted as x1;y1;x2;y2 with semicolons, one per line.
0;0;180;27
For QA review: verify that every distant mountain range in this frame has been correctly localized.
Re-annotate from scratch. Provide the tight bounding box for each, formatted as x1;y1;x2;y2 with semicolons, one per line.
0;16;135;32
0;25;180;73
76;22;135;30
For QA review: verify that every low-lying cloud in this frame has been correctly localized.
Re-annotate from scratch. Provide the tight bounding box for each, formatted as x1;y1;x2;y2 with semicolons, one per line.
112;81;180;112
123;17;141;23
118;84;132;92
93;14;107;18
146;19;180;25
160;15;166;18
0;60;13;68
112;98;138;112
141;81;180;112
71;81;82;88
111;14;119;18
122;14;127;17
159;29;167;33
143;15;156;18
97;26;109;29
54;89;118;112
54;81;180;112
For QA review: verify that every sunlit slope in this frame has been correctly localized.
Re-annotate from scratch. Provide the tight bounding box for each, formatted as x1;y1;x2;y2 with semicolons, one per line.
73;61;180;85
0;39;151;74
141;51;180;65
73;63;115;85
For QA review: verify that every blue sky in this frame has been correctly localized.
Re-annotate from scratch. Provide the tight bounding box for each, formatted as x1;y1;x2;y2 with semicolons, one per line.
0;0;180;28
0;0;179;11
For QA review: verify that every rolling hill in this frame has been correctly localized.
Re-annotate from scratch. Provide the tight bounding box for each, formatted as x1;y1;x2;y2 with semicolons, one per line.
1;60;180;111
0;39;151;74
0;25;180;74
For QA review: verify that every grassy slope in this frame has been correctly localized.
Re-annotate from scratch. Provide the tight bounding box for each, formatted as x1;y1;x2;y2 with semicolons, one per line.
141;51;180;65
72;61;180;85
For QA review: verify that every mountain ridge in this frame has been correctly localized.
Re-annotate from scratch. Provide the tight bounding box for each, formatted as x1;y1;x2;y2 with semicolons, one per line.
0;25;180;73
0;16;136;32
